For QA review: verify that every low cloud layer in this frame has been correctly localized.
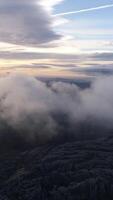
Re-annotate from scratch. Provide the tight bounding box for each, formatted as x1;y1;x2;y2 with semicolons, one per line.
0;0;60;46
0;51;113;62
0;73;113;150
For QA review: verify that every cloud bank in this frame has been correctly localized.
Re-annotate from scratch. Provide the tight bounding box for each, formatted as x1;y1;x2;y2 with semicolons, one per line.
0;0;61;46
0;73;113;150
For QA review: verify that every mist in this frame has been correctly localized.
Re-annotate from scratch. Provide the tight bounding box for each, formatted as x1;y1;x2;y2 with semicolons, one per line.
0;73;113;150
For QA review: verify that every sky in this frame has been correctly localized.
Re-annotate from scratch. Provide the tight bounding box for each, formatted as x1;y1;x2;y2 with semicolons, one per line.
0;0;113;78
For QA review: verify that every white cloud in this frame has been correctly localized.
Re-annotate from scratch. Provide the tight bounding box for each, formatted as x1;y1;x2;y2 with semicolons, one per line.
41;0;64;10
0;73;113;144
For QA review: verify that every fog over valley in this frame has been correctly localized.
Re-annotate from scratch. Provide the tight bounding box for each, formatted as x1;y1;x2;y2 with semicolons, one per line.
0;73;112;151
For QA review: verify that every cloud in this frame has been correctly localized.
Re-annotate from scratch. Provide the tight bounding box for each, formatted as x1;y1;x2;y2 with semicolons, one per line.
0;0;61;46
0;73;113;150
67;64;113;77
41;0;64;11
0;74;58;144
0;51;113;61
92;52;113;61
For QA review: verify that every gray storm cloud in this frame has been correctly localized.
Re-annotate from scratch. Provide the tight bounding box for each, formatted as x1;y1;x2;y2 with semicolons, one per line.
0;73;113;146
0;0;60;46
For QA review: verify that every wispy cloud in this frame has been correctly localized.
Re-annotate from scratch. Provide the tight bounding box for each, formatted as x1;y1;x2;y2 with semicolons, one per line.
54;4;113;17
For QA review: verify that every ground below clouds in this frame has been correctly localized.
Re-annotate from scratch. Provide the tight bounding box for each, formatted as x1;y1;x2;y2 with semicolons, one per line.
0;136;113;200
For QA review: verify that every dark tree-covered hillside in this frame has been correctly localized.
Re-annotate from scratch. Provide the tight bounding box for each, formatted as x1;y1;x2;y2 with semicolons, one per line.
0;135;113;200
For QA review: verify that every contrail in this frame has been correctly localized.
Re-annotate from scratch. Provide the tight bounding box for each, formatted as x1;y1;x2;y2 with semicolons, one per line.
54;4;113;17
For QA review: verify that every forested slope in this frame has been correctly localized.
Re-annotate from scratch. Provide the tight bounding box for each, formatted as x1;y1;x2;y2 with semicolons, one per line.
0;136;113;200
